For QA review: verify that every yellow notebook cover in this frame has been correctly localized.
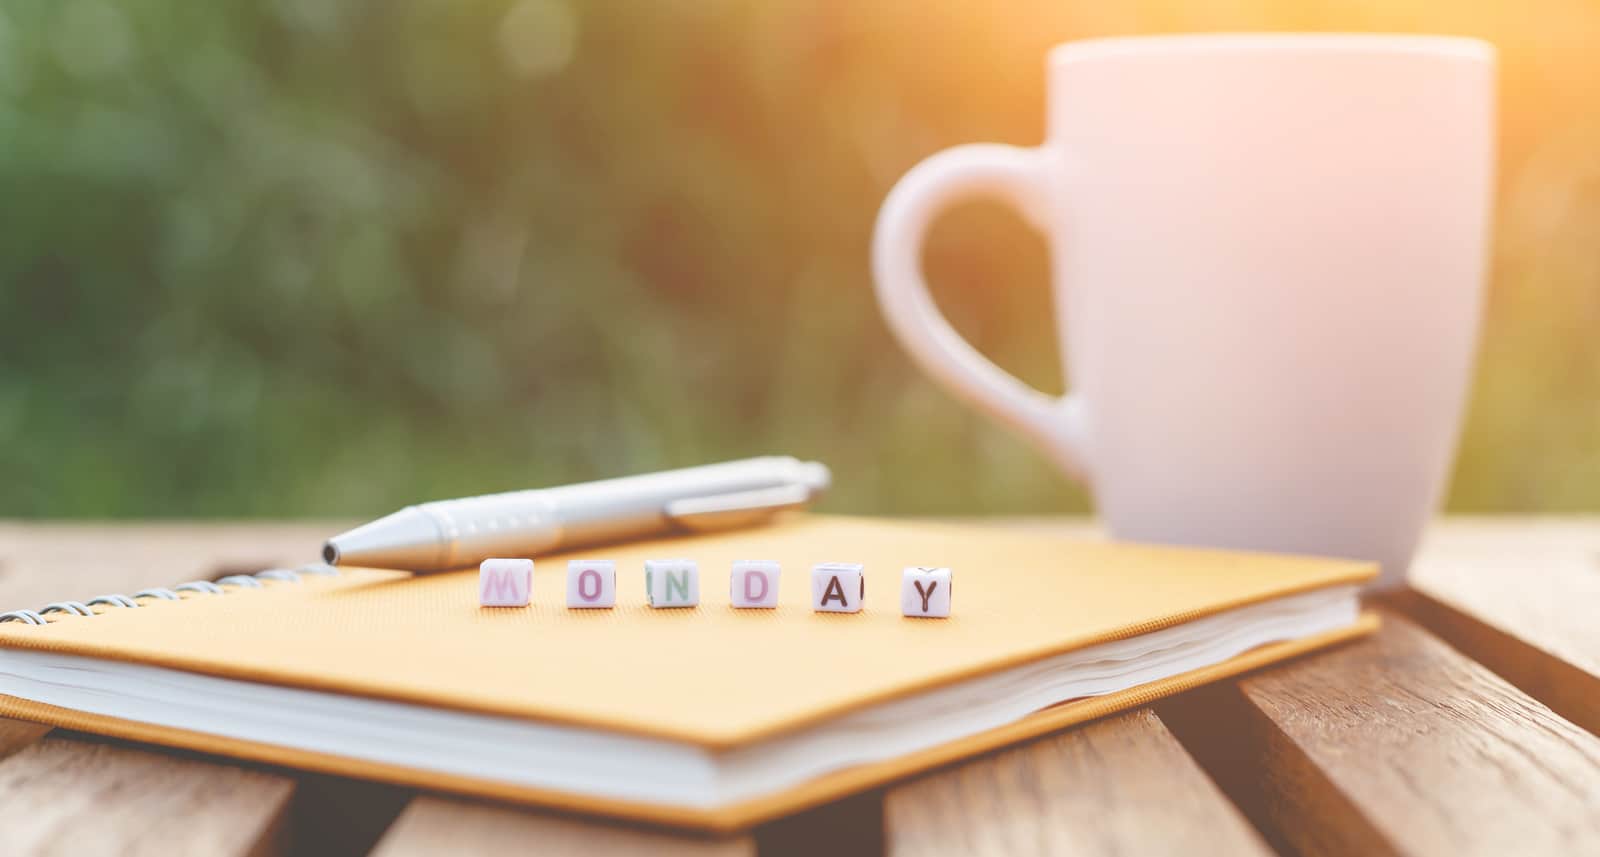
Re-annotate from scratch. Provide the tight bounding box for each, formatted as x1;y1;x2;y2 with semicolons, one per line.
0;515;1375;830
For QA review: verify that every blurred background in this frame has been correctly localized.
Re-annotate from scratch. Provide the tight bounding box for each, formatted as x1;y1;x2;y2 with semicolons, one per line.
1;0;1595;518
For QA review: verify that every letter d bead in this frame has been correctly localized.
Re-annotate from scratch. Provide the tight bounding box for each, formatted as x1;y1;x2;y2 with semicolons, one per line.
730;560;780;608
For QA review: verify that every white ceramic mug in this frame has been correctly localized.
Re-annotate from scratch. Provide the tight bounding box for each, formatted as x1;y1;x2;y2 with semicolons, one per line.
872;34;1495;588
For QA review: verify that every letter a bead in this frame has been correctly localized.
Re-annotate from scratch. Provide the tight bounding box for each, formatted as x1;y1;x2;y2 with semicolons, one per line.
566;560;616;609
730;560;780;609
479;558;533;607
900;567;952;618
811;562;864;613
645;559;699;608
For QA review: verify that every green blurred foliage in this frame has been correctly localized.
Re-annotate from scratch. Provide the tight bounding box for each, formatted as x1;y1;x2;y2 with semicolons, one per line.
0;0;1595;518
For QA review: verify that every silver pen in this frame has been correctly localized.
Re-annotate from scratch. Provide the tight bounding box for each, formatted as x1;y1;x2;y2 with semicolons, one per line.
323;456;831;571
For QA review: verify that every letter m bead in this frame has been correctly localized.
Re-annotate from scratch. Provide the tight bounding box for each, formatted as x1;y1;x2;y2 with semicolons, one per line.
479;558;533;607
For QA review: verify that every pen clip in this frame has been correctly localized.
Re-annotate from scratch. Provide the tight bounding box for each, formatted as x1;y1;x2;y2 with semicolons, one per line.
664;483;814;532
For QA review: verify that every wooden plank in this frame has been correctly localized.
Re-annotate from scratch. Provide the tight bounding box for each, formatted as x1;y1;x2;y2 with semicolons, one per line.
1394;518;1600;736
0;522;753;855
0;524;696;854
883;708;1271;856
0;521;341;611
0;718;50;760
1159;610;1600;857
285;772;414;857
0;733;294;857
0;523;324;857
371;796;756;857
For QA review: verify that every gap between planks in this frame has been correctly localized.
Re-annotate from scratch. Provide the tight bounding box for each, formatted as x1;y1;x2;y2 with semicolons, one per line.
1389;518;1600;737
6;519;1598;856
1159;609;1600;857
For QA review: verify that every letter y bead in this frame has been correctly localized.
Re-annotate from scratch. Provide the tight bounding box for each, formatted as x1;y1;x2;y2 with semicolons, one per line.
900;566;951;618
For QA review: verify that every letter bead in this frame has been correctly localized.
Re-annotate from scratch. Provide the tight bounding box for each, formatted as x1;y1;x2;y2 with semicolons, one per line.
730;560;781;609
566;560;617;609
645;559;699;608
811;562;864;613
479;558;533;607
901;566;952;618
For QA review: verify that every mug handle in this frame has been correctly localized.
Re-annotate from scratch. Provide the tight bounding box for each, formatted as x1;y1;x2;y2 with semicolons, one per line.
871;143;1091;481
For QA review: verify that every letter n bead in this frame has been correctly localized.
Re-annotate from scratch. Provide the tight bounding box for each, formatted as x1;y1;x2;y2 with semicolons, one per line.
566;560;616;609
901;567;952;618
479;558;533;607
730;560;780;609
811;562;864;614
645;559;699;608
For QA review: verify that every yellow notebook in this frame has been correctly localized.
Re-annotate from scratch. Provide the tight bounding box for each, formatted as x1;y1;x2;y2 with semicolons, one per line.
0;516;1375;830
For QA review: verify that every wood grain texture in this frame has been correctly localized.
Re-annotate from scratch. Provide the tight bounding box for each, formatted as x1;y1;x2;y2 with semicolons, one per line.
0;718;51;760
0;521;343;611
1160;610;1600;857
371;796;756;857
1396;518;1600;736
0;733;294;857
6;518;1597;856
0;523;317;857
883;708;1271;857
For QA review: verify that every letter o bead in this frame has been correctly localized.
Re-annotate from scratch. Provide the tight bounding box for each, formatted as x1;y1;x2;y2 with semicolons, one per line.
811;562;864;613
730;560;780;609
566;560;616;609
901;567;952;618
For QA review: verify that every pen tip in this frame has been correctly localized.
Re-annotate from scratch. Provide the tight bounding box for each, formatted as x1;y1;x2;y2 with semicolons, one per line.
321;506;448;571
802;460;831;494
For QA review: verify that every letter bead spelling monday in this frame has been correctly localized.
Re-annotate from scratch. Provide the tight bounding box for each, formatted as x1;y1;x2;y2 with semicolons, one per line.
645;559;700;608
479;558;533;607
811;562;864;614
476;558;954;617
900;566;952;618
566;560;617;609
730;560;781;609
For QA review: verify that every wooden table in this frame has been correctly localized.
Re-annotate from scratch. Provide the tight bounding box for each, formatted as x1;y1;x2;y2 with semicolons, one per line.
2;519;1597;856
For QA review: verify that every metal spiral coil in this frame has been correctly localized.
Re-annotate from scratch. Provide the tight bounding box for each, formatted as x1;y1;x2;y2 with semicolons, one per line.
0;563;340;626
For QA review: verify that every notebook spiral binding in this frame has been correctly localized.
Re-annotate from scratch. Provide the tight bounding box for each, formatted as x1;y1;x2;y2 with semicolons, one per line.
0;563;340;626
